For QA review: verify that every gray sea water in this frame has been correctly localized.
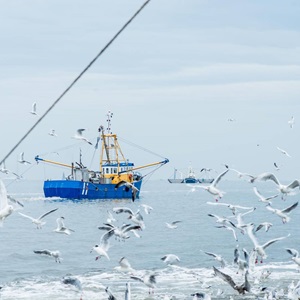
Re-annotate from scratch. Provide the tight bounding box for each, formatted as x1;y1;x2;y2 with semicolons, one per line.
1;178;300;299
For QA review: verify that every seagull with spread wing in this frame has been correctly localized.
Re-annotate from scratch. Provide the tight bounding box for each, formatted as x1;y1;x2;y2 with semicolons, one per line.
251;172;300;200
19;208;58;229
277;146;291;157
34;249;61;263
253;186;279;204
130;273;157;294
266;202;298;223
0;179;14;224
115;180;139;201
196;169;229;201
246;223;290;263
213;266;251;294
72;128;92;145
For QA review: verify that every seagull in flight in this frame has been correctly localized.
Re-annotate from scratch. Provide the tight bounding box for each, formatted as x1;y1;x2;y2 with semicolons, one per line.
266;202;298;223
48;129;57;137
115;181;139;201
34;249;61;263
130;273;157;294
213;266;251;294
206;201;254;216
246;223;290;263
274;162;280;171
286;248;300;269
196;169;229;201
161;254;180;265
288;116;295;129
114;257;135;273
98;222;142;241
113;207;145;229
234;246;249;273
91;229;114;261
30;102;38;115
255;222;273;233
139;204;153;215
72;129;92;145
18;208;58;229
0;179;14;224
229;168;255;182
0;161;10;174
251;173;300;200
253;187;279;204
165;220;182;229
215;224;238;242
202;251;226;268
18;152;31;165
53;217;74;235
277;146;291;157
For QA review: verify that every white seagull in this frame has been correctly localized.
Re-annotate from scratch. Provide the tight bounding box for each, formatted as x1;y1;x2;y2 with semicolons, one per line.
115;181;139;201
0;179;14;224
140;204;153;215
114;257;135;273
30;102;38;115
0;162;10;174
196;169;229;201
213;266;250;295
266;202;298;223
165;220;182;229
206;201;254;215
130;273;157;294
251;172;300;200
18;208;58;229
18;152;31;165
246;223;290;263
106;210;116;223
286;248;300;268
98;222;142;241
255;222;273;233
253;186;278;204
288;116;295;129
113;207;145;229
161;254;180;265
72;128;92;145
215;224;238;242
230;168;255;182
90;229;114;261
234;246;249;273
48;129;57;137
202;251;226;268
276;146;291;158
33;249;61;263
54;217;74;235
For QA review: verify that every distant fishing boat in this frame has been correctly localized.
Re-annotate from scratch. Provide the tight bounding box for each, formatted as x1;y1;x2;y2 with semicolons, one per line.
168;165;214;184
35;112;169;200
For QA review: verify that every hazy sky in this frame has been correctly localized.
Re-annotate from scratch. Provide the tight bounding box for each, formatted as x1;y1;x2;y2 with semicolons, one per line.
0;1;299;185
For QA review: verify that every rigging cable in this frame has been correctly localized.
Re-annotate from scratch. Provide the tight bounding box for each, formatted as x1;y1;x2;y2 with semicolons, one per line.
0;0;151;166
118;136;166;159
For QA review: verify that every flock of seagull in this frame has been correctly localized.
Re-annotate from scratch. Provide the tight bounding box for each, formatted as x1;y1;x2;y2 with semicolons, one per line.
183;162;300;299
1;162;300;299
0;113;299;299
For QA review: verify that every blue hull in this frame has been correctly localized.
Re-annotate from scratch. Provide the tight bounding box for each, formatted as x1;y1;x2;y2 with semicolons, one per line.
43;180;142;200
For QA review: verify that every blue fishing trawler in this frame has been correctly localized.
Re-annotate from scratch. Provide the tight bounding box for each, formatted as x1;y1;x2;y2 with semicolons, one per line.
35;112;169;200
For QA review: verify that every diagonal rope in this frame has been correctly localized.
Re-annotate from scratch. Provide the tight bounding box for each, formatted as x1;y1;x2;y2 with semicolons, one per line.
0;0;151;165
